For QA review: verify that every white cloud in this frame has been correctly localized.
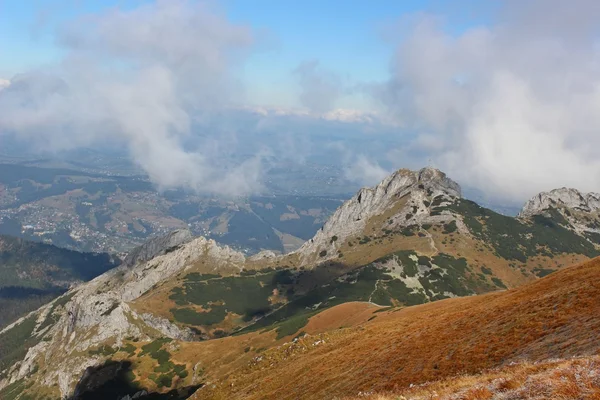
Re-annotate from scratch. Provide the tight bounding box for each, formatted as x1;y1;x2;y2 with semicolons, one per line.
346;155;390;187
0;0;260;196
374;0;600;201
293;60;343;113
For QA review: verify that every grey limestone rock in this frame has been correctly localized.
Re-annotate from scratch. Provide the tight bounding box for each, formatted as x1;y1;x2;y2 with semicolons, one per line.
123;229;193;267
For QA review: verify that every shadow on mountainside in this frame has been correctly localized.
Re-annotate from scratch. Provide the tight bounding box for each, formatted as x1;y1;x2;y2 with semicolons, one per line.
69;360;200;400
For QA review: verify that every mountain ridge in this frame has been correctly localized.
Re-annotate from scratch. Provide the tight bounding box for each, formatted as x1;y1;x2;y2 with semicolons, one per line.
2;166;600;399
519;187;600;218
294;167;462;265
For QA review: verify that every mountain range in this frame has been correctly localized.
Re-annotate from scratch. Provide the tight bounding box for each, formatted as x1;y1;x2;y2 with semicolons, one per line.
1;166;600;399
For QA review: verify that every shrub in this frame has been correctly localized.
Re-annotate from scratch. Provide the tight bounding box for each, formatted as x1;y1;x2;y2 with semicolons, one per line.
443;220;458;234
359;236;372;244
491;277;507;289
88;345;117;356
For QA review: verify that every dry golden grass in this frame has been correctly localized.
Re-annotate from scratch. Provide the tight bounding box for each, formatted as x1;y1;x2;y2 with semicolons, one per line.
346;355;600;400
192;256;600;399
303;302;380;334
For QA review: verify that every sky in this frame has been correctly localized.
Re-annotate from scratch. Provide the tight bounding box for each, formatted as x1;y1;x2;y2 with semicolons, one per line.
1;0;599;203
0;0;492;109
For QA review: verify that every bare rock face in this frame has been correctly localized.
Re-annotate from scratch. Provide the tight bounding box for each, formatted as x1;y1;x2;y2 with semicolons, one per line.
139;313;196;341
519;188;600;218
294;167;461;264
248;250;278;261
518;188;600;241
123;229;193;267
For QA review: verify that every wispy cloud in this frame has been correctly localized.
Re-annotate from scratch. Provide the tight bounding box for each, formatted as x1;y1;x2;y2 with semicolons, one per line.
0;0;260;196
373;0;600;201
293;60;343;113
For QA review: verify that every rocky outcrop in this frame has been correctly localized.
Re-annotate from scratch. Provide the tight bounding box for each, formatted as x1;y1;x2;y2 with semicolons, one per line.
519;188;600;218
249;250;278;261
518;188;600;243
294;167;462;264
122;229;193;267
139;313;196;341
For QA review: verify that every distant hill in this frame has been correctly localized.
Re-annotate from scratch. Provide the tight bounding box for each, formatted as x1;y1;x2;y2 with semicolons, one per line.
0;235;118;329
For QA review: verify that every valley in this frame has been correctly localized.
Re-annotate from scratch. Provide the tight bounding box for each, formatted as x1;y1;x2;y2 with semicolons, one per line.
0;163;344;255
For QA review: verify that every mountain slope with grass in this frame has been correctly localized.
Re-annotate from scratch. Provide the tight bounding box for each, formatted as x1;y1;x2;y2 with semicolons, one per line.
198;256;600;399
2;167;600;399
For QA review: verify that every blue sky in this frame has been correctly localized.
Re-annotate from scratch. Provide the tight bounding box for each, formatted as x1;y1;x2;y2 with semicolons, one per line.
0;0;492;108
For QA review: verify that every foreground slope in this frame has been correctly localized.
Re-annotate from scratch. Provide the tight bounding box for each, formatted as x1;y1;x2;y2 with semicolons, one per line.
197;256;600;399
349;356;600;399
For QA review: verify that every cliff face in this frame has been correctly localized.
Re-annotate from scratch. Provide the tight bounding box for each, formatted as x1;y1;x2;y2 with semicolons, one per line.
519;188;600;218
294;167;462;264
519;188;600;241
122;229;193;267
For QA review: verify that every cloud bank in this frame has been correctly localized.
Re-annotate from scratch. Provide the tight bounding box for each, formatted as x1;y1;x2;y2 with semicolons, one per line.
0;0;261;196
293;60;343;113
375;0;600;201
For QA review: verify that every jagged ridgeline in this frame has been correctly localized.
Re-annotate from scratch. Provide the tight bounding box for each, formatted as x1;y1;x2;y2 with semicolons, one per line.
1;167;599;399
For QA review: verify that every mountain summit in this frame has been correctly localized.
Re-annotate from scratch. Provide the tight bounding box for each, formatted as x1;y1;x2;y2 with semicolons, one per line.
519;188;600;243
296;167;461;264
519;188;600;218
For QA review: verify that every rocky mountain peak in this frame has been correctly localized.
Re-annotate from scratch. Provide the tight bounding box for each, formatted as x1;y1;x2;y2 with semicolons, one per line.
518;188;600;218
123;229;193;267
371;167;461;201
518;188;600;243
295;167;461;263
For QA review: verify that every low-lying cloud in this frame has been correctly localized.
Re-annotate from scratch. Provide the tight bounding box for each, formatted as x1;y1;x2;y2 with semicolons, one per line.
0;0;261;196
375;0;600;201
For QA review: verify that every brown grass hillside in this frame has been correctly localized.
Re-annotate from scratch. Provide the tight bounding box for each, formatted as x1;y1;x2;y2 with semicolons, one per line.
345;355;600;399
195;256;600;399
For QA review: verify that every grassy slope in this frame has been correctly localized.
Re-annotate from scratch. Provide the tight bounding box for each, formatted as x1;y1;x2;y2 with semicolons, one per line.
131;248;487;339
132;195;600;339
345;355;600;399
195;256;600;399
